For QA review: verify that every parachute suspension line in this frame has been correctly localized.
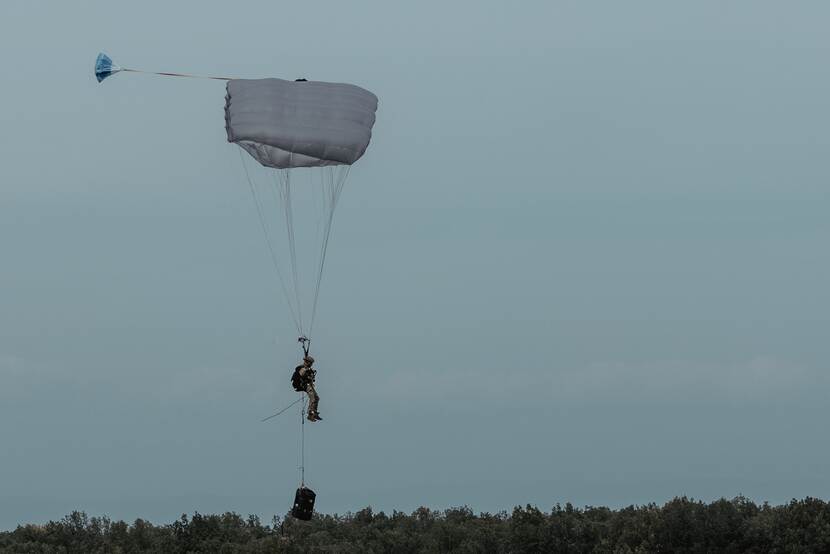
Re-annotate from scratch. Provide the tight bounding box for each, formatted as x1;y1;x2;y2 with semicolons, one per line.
276;166;304;333
308;165;350;336
312;170;325;247
237;148;302;335
308;165;347;335
307;170;327;330
309;170;325;275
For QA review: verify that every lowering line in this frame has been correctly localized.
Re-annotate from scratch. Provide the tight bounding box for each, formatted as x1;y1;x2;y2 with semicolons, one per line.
260;396;304;422
300;393;306;487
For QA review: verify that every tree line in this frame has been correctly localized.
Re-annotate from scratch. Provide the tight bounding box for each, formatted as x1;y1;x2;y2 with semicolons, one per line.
3;496;830;553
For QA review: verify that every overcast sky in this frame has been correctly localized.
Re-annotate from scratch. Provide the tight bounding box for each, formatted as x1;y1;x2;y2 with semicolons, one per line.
1;0;829;530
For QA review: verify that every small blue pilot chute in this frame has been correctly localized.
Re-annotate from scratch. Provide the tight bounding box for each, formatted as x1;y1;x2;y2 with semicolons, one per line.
94;53;121;83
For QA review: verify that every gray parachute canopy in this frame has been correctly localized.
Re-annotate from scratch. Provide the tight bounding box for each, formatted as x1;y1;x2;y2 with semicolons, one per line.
225;78;378;169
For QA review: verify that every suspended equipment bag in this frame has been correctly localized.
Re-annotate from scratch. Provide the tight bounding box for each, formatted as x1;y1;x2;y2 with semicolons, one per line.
292;487;316;521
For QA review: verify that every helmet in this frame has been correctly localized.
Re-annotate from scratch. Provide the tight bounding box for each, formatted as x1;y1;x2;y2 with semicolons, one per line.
304;356;315;365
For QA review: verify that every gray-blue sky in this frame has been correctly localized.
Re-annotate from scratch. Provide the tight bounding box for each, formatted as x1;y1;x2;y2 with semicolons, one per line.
1;0;829;530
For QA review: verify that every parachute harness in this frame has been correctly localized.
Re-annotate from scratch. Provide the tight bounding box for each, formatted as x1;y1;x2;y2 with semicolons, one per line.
298;336;310;357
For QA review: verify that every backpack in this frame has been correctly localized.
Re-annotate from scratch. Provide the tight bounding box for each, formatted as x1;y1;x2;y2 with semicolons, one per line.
291;367;305;392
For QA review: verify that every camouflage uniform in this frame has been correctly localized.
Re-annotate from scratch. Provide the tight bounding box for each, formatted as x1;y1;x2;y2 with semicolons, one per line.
298;357;321;421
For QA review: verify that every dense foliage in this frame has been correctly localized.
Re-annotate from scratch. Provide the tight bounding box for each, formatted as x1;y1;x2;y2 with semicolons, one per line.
3;496;830;553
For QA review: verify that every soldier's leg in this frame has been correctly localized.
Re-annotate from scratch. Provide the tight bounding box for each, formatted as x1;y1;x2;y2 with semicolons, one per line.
306;383;319;415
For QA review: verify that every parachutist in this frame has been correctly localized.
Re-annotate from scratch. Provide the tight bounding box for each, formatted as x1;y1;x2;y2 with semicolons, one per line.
292;356;322;421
